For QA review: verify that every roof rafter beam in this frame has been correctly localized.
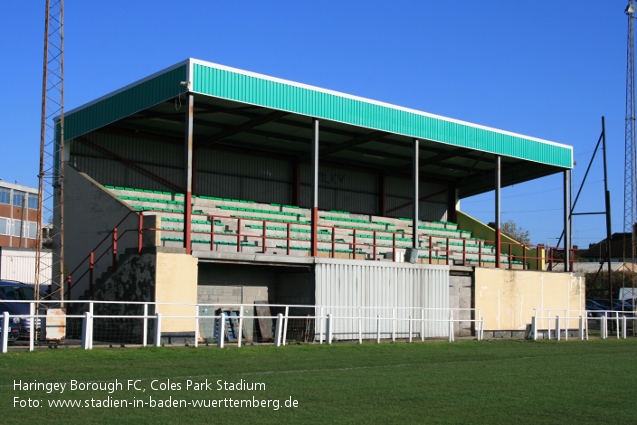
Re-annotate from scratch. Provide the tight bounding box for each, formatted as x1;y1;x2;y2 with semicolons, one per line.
385;147;472;177
195;110;289;149
298;131;387;163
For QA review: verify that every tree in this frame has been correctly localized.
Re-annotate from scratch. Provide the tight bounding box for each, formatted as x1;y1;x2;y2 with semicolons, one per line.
501;220;531;244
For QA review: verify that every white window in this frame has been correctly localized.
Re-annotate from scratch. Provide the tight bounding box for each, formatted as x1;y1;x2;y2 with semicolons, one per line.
0;189;9;205
0;217;8;235
27;195;38;210
28;222;37;239
13;191;25;207
12;220;22;237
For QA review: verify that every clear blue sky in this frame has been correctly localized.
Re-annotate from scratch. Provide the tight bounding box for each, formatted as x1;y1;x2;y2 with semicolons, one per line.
0;1;630;248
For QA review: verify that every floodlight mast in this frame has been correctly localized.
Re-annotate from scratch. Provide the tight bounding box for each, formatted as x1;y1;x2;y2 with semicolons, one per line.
36;0;65;307
624;0;637;320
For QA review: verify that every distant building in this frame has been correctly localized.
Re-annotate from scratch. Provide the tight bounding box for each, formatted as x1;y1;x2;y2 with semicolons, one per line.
576;232;637;263
550;262;637;273
0;181;39;248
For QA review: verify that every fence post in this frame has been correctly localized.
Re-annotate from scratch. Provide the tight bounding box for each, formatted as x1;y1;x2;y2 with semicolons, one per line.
448;310;453;342
155;313;162;347
358;307;362;345
81;312;90;350
408;316;413;343
601;316;607;339
319;307;324;345
421;308;425;342
376;315;381;343
480;317;484;341
143;303;148;347
218;313;226;348
392;308;396;342
622;316;627;339
579;316;584;341
555;316;561;341
326;314;333;345
616;314;620;340
1;311;9;353
282;306;289;346
564;315;568;341
238;305;244;348
194;306;199;348
532;315;537;341
88;312;94;349
29;302;35;351
88;303;94;349
274;313;283;347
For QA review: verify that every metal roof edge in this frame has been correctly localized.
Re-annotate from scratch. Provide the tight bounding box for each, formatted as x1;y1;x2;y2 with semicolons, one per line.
189;58;572;152
65;59;191;117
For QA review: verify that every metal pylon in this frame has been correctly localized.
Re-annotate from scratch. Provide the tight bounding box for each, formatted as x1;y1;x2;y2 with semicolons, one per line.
35;0;65;304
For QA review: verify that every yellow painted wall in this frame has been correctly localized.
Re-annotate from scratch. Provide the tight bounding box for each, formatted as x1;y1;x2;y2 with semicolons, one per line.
475;268;584;331
154;252;198;333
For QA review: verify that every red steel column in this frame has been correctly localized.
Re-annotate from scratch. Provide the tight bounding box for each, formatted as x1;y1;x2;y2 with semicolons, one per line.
311;119;319;257
184;93;194;255
495;155;501;268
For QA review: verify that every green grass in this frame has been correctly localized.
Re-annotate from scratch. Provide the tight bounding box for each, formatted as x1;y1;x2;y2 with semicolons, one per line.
1;339;636;424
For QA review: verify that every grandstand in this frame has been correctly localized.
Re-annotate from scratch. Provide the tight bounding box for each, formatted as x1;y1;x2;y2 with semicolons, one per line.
57;58;582;341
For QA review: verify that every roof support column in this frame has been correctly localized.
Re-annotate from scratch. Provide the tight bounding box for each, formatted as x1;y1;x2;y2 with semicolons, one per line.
311;119;319;257
184;93;194;255
448;186;457;223
495;155;501;268
413;139;419;250
294;162;301;206
564;170;570;272
378;173;386;216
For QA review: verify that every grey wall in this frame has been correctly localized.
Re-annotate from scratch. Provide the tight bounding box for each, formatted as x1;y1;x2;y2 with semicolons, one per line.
449;271;473;337
64;166;139;300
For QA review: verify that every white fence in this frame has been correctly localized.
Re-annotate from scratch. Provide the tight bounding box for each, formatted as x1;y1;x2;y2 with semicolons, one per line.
532;309;636;341
0;300;485;352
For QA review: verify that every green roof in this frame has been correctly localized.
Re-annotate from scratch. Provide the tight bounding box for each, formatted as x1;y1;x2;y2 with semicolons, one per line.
63;58;572;169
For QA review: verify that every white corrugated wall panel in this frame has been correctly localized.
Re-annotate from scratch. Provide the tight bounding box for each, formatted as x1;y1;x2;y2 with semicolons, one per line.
315;260;449;340
0;250;52;285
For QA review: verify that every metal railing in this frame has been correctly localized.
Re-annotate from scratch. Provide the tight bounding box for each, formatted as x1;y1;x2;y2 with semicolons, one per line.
532;309;636;340
65;209;573;302
0;301;485;352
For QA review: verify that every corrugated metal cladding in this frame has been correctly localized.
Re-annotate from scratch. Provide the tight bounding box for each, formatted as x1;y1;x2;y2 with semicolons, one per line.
315;260;450;339
299;186;378;215
192;61;573;168
385;200;448;222
300;164;377;192
386;176;446;199
0;249;51;285
70;155;183;193
196;172;291;205
70;131;185;192
198;149;291;182
298;164;378;213
77;132;183;169
65;65;187;141
195;149;292;203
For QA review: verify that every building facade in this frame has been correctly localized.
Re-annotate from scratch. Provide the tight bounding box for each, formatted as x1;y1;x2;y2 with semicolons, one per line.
0;181;38;249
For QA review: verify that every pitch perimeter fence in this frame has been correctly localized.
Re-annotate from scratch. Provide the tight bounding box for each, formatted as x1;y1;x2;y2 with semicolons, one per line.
532;308;637;340
0;301;483;352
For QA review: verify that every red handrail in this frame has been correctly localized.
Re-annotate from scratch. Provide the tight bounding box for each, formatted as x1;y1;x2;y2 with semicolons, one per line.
66;207;565;302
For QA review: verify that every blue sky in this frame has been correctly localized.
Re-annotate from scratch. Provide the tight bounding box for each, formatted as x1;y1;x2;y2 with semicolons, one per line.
0;1;630;248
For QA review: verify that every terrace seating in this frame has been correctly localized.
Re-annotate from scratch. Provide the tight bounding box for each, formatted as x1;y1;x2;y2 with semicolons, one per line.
103;184;516;266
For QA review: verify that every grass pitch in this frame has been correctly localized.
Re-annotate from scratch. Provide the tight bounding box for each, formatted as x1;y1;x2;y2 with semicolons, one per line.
1;339;635;424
